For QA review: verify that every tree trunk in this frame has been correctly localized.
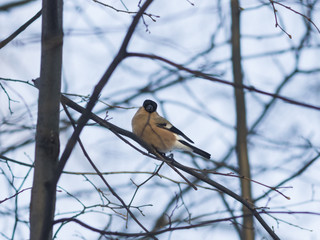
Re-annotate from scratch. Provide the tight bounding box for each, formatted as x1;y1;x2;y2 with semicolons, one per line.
230;1;255;239
29;0;63;239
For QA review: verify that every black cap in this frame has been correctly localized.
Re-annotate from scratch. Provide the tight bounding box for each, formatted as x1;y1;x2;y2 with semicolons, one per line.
143;99;157;113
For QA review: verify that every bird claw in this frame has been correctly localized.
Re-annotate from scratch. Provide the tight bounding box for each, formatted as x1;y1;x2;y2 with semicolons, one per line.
156;151;174;161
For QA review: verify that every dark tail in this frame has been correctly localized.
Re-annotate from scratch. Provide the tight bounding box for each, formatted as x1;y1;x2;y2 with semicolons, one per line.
178;140;211;159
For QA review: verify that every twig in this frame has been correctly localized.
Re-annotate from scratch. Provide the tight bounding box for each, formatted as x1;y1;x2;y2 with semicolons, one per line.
0;82;15;114
127;163;164;221
271;0;320;34
0;187;32;204
270;1;292;39
93;0;159;22
197;169;291;200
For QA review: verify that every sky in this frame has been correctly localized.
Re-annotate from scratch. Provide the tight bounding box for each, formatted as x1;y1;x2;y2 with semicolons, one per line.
1;0;320;239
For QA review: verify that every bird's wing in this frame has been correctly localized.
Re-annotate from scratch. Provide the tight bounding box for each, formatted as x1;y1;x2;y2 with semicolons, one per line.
155;116;194;143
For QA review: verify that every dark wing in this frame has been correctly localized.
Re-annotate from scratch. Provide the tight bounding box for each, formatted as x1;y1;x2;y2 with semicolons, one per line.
157;122;194;144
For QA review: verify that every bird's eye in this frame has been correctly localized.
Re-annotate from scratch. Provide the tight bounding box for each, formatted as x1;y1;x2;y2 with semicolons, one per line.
145;104;154;112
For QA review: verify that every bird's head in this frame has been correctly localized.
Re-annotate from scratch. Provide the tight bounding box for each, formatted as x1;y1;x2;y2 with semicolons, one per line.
143;99;157;113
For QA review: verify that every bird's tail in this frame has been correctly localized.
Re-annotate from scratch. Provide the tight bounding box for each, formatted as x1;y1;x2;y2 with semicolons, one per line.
178;140;211;159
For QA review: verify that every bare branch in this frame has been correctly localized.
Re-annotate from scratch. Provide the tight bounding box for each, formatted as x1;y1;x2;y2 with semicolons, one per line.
270;0;320;34
93;0;159;22
0;10;41;49
126;52;320;111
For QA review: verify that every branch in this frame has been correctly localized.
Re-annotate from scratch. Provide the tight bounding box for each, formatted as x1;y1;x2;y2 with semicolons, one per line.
270;0;320;34
0;10;42;49
93;0;159;22
270;1;292;39
0;154;33;168
0;82;16;113
198;170;291;200
126;52;320;111
0;187;31;204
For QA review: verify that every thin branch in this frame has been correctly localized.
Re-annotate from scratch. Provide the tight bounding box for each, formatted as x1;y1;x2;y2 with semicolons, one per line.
271;0;320;34
255;151;320;202
270;0;292;39
0;154;33;168
0;10;42;49
0;77;34;86
198;170;291;200
0;187;32;204
219;192;242;237
93;0;159;22
0;82;16;114
126;52;320;111
127;163;164;221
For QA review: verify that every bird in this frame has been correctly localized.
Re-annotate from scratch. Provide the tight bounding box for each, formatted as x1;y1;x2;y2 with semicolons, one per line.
131;99;211;159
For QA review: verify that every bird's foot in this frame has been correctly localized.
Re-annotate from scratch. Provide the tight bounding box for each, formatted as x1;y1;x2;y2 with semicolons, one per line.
155;149;174;161
168;153;174;159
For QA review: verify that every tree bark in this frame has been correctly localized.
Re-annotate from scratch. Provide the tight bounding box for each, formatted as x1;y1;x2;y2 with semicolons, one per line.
29;0;63;239
230;1;255;239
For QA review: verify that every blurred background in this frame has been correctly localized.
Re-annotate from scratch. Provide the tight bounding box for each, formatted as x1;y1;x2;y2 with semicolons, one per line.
1;0;320;239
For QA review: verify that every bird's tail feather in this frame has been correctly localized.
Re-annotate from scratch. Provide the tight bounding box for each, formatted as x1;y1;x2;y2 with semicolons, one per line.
178;140;211;159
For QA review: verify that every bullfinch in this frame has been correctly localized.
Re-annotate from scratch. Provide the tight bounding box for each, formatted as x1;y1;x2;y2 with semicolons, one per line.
132;99;211;159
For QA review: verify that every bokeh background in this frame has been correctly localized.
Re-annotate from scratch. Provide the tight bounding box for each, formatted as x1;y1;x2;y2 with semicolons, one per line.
1;0;320;239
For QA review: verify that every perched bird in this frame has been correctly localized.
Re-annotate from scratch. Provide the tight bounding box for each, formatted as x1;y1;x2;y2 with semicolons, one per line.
132;99;211;159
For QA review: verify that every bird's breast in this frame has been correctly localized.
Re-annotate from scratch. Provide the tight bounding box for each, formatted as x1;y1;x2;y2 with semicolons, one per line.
132;113;176;153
